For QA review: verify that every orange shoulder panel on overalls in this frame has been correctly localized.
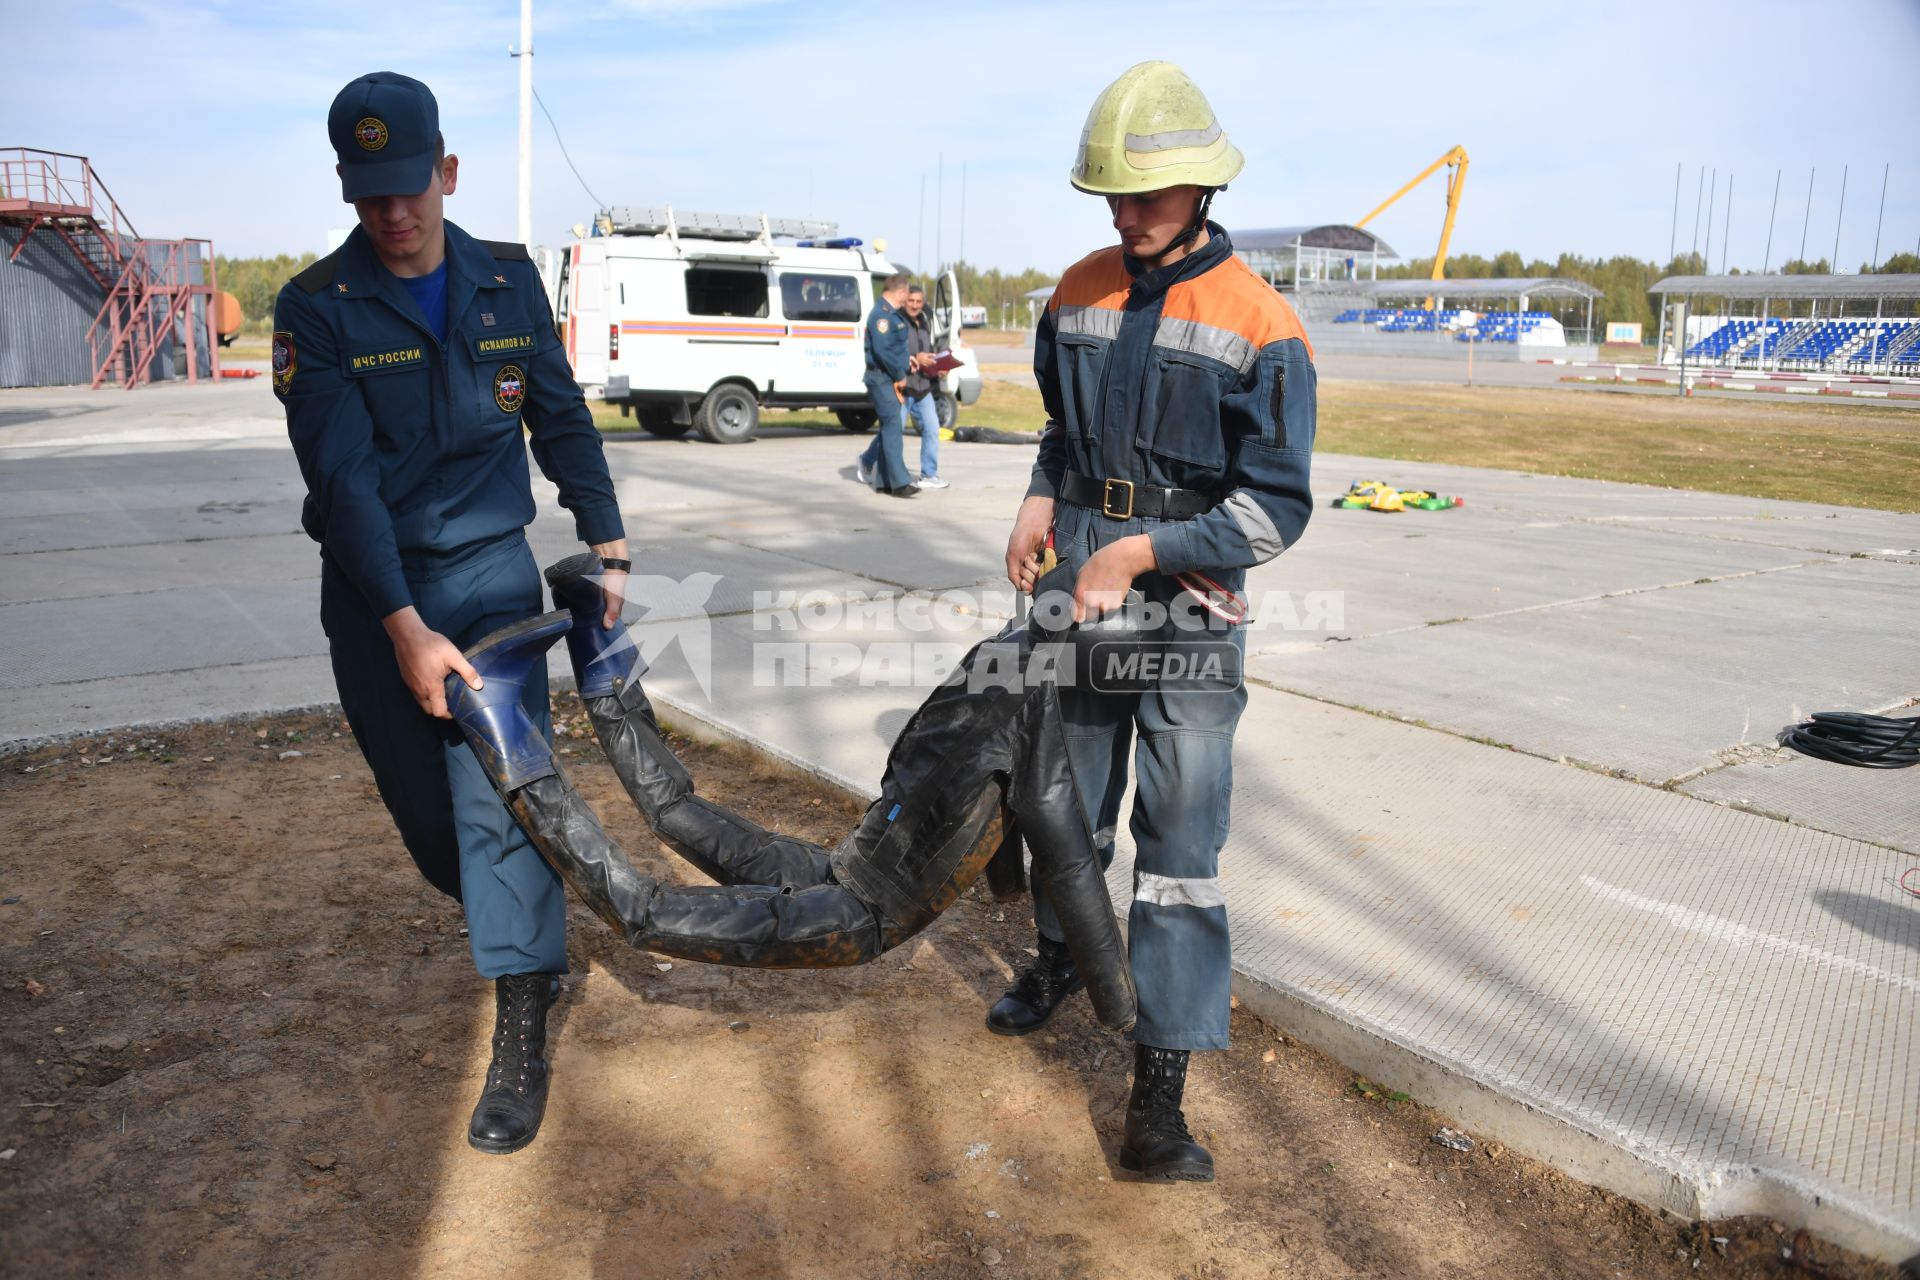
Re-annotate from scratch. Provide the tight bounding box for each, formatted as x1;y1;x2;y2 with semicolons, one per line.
1162;254;1315;360
1048;246;1131;315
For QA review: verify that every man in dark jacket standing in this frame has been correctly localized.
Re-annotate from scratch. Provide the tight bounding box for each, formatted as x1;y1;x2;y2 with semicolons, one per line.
855;273;921;497
273;71;630;1156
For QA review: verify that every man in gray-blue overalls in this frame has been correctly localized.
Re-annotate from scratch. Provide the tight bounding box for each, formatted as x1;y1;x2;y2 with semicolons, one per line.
273;72;629;1155
854;273;921;498
993;63;1317;1182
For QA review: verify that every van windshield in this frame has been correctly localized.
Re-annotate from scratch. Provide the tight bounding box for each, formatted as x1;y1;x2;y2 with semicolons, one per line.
779;273;860;323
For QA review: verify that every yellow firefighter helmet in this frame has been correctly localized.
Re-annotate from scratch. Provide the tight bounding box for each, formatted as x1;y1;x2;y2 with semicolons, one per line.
1071;61;1244;196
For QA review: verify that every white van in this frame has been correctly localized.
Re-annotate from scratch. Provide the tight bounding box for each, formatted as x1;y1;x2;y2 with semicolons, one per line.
543;207;982;443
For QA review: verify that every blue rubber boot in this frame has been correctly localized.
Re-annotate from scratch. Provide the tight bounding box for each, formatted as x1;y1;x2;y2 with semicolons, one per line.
446;610;573;793
544;552;641;699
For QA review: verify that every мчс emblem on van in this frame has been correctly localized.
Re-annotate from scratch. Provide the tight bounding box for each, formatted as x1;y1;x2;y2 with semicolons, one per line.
494;364;526;414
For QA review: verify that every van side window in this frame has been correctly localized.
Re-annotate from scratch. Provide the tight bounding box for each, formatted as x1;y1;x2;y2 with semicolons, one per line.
779;273;861;322
686;267;770;318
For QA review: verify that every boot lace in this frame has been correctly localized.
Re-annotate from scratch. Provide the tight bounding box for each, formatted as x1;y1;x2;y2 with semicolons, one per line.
485;975;547;1096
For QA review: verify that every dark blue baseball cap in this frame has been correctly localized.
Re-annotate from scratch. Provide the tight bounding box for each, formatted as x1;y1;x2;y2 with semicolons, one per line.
328;72;440;202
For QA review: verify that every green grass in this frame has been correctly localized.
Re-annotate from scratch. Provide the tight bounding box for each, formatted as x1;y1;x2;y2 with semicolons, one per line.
1319;381;1920;512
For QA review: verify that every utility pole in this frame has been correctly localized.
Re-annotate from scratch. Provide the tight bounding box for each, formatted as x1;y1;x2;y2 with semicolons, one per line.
1702;167;1716;274
1689;165;1704;267
936;153;944;274
1798;167;1815;267
1869;162;1888;271
1762;169;1780;274
1831;164;1847;273
515;0;533;247
917;175;925;276
1667;161;1681;265
1720;173;1732;275
959;161;967;269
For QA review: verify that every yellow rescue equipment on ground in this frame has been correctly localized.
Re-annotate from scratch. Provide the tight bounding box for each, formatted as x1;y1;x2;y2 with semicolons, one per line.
1337;480;1463;512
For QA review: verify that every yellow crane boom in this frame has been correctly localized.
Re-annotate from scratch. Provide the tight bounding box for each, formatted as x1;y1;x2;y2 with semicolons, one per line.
1356;145;1470;295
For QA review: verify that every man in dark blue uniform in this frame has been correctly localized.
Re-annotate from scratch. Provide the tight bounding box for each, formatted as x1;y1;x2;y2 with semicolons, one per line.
854;273;920;497
273;71;629;1155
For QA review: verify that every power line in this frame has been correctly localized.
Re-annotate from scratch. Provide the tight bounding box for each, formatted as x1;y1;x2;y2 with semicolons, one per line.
531;86;605;210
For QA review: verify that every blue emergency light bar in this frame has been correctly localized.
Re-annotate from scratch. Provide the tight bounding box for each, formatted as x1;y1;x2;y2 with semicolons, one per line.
793;237;864;249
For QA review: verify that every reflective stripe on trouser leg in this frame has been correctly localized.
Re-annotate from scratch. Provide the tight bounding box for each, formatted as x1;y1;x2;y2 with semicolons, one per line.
415;540;570;979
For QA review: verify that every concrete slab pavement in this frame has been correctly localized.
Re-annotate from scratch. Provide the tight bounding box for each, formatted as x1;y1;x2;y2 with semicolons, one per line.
2;378;1915;1260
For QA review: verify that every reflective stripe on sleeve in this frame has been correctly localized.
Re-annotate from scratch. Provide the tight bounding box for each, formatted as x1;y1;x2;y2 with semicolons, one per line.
1220;489;1285;560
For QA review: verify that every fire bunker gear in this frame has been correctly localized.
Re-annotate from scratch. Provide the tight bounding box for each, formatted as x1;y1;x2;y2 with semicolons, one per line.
1021;222;1317;1053
443;555;1141;1031
275;219;624;977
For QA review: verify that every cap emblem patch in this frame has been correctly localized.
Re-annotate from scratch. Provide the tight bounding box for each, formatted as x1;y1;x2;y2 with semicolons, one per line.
356;117;389;151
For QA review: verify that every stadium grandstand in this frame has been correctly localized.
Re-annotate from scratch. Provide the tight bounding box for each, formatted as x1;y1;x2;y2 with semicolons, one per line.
1653;273;1920;376
1310;277;1602;349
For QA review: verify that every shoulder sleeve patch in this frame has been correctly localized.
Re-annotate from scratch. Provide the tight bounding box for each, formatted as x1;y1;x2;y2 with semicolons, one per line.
290;252;338;296
271;331;296;397
478;239;532;262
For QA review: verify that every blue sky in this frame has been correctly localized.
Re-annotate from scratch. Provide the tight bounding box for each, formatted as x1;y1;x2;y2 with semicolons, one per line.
10;0;1919;274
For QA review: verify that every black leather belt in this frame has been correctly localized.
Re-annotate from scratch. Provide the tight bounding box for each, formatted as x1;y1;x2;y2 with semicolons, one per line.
1060;471;1217;521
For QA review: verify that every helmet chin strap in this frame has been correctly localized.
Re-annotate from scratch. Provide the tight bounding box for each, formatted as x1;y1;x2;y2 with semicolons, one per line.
1136;187;1219;268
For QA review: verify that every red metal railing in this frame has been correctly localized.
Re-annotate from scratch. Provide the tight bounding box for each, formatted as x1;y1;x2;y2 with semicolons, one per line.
3;148;219;389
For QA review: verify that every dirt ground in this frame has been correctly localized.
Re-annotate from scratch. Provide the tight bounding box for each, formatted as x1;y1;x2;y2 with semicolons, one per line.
0;698;1901;1280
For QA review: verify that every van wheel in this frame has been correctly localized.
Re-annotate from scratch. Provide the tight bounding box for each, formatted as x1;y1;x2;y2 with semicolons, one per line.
934;392;957;432
638;408;691;438
836;409;877;433
695;385;759;443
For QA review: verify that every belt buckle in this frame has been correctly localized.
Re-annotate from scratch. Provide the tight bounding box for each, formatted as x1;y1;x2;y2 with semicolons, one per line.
1101;477;1135;520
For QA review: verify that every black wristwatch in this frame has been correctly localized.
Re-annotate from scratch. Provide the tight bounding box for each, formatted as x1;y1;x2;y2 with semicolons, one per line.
598;557;632;572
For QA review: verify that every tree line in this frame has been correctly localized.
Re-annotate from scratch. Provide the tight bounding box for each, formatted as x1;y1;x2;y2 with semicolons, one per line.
216;245;1918;339
216;252;319;336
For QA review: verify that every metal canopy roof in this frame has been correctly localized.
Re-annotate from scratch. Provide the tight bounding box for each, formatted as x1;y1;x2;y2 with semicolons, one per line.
1322;277;1603;301
1652;273;1920;300
1232;224;1398;257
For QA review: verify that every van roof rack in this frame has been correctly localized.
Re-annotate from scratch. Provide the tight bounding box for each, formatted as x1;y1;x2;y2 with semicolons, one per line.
598;206;839;243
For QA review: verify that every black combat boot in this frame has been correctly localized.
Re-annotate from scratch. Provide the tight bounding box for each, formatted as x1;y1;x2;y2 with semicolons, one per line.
985;934;1085;1036
467;972;558;1155
1119;1042;1214;1182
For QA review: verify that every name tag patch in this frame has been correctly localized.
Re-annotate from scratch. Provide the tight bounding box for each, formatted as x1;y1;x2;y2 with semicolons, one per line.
343;344;427;376
473;331;536;358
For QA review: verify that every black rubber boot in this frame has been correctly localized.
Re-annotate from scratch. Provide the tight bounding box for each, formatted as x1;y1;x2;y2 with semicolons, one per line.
985;934;1085;1036
1119;1043;1214;1182
467;972;558;1155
